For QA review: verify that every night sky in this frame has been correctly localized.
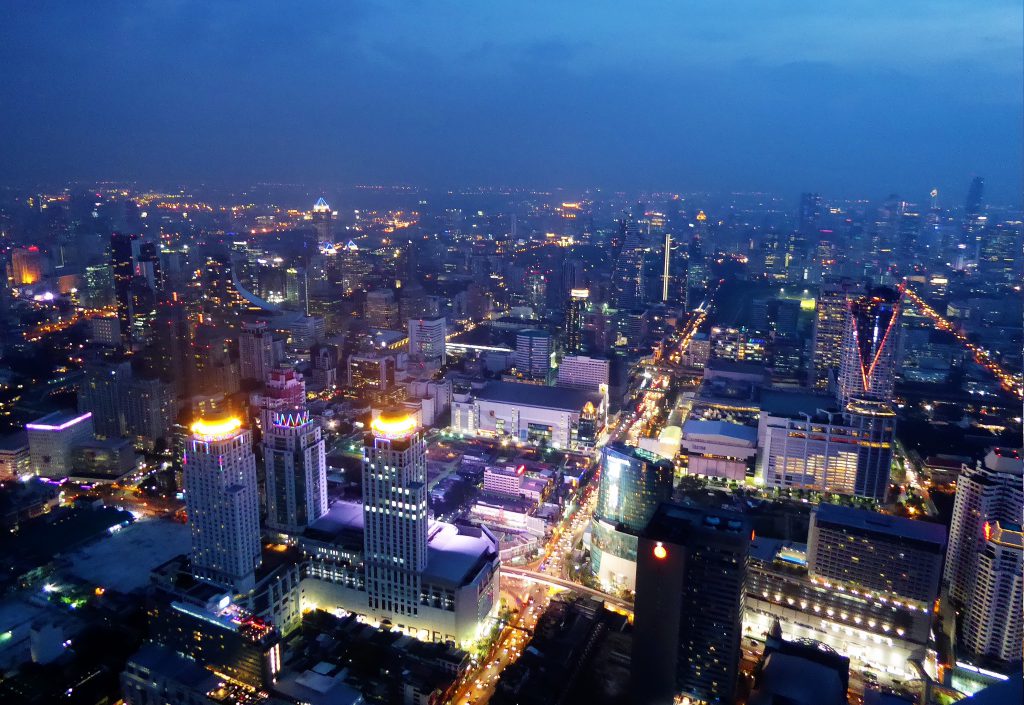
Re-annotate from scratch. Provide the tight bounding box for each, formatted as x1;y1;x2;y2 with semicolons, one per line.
2;1;1021;202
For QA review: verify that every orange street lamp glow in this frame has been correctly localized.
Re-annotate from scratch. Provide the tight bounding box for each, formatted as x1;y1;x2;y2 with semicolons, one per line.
191;417;242;441
371;412;418;439
653;542;668;560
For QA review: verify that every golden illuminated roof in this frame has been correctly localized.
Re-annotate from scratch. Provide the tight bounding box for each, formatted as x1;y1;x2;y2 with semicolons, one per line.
696;210;707;222
371;409;418;439
191;416;243;441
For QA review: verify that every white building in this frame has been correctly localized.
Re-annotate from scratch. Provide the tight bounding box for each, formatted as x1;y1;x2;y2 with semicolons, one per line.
513;329;552;378
26;411;95;479
183;417;262;593
681;419;756;481
452;381;605;449
483;465;524;496
556;355;610;392
944;448;1023;608
239;321;282;383
408;317;447;364
263;409;327;534
960;520;1024;666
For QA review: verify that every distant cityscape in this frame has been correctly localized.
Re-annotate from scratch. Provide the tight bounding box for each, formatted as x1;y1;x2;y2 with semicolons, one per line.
0;180;1018;705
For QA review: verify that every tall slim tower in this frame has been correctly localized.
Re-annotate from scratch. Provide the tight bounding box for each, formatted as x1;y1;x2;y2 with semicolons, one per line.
837;286;902;408
263;408;327;533
239;321;280;383
312;198;333;246
960;520;1024;666
183;417;262;594
564;288;588;354
362;409;428;619
110;232;137;348
811;278;861;389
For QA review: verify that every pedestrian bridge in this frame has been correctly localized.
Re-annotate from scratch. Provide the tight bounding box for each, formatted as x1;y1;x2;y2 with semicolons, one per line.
502;567;634;615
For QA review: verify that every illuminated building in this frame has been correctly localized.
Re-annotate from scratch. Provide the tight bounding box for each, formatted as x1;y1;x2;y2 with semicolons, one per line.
263;408;327;533
710;326;767;363
944;448;1023;609
482;464;525;497
590;443;673;592
811;278;862;389
513;329;552;379
611;211;646;309
556;354;609;392
239;320;283;383
347;353;396;400
339;240;366;295
632;503;751;705
837;287;902;408
408;317;446;364
26;410;95;479
365;288;400;329
760;399;896;501
0;434;31;480
184;417;262;593
807;503;946;607
525;267;547;314
82;262;114;308
11;246;44;285
960;520;1023;667
110;232;138;347
451;380;605;449
309;342;339;390
563;288;587;354
311;197;333;245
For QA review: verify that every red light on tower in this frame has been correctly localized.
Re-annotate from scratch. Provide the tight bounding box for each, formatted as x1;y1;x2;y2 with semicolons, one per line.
653;542;668;560
516;464;526;476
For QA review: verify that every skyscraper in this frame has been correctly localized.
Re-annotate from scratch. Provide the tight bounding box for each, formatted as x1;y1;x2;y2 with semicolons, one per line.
612;210;646;309
944;448;1024;609
514;329;552;379
837;286;902;408
26;410;95;479
798;192;823;236
632;503;751;705
263;408;327;533
960;520;1023;667
590;443;673;591
408;317;447;364
183;416;262;593
110;232;138;348
563;288;587;354
238;321;281;384
811;278;861;389
362;409;428;619
311;197;333;246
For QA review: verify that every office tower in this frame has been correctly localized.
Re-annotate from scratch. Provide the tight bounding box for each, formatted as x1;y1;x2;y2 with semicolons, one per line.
837;286;902;408
844;398;897;500
798;192;823;236
124;376;176;450
556;354;609;392
632;503;751;705
11;246;44;285
525;268;547;314
263;408;327;533
183;417;262;593
82;262;114;308
0;435;30;480
561;258;585;293
944;448;1024;608
408;317;447;364
811;278;861;389
110;232;138;347
960;520;1023;666
339;240;366;295
590;443;673;591
563;288;587;354
611;213;645;309
78;360;132;438
347;354;397;399
363;409;428;618
807;503;946;606
365;288;399;329
963;176;986;259
514;329;552;378
312;197;333;245
136;241;163;290
151;296;194;398
309;342;339;390
238;321;281;384
26;411;95;479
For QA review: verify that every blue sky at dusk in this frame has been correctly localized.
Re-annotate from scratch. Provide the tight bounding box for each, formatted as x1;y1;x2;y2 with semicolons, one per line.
1;1;1020;202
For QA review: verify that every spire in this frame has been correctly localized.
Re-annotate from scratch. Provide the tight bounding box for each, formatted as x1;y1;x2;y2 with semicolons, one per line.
313;197;330;212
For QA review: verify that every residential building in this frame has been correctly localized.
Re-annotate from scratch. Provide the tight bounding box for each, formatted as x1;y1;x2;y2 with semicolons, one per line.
263;408;327;534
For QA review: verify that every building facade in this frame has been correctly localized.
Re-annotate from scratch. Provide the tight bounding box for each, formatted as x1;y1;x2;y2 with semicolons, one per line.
837;287;902;408
26;410;95;479
263;409;327;534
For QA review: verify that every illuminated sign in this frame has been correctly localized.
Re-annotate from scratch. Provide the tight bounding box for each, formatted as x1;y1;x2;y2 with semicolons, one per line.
191;417;242;441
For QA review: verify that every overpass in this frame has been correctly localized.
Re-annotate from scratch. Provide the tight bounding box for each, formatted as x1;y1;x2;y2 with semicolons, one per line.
502;567;634;615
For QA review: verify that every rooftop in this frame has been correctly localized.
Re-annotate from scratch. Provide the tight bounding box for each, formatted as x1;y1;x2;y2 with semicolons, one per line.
759;388;837;417
475;380;601;412
25;410;92;432
813;503;947;547
682;419;758;446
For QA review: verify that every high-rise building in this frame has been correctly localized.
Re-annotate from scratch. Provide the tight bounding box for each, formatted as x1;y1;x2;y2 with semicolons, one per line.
11;246;44;285
311;197;333;245
263;408;327;533
798;192;823;236
78;360;132;439
26;410;95;479
590;443;673;591
811;278;861;389
960;520;1023;667
408;317;447;364
611;212;646;309
807;503;946;607
944;448;1024;609
239;321;282;384
183;417;262;593
347;354;396;399
309;342;339;390
363;409;429;620
837;287;902;408
556;354;609;393
525;268;547;314
632;503;751;705
563;288;587;354
365;289;400;329
110;232;138;347
513;329;552;378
